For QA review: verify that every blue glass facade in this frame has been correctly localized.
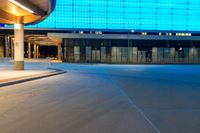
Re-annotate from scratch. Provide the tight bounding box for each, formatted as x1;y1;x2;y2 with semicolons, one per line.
24;0;200;31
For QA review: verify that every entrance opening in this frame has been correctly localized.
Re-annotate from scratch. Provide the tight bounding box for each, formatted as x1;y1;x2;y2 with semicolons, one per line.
39;46;58;59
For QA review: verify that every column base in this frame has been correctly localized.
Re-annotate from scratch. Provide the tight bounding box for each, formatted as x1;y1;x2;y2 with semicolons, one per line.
14;61;24;70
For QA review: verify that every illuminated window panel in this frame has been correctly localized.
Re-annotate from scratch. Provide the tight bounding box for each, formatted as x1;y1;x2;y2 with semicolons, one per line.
4;0;200;32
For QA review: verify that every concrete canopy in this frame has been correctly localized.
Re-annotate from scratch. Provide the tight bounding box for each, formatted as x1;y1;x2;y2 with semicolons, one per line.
0;0;56;24
0;0;56;70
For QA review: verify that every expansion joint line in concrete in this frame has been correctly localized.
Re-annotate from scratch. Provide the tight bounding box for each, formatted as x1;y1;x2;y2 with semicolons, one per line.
102;69;161;133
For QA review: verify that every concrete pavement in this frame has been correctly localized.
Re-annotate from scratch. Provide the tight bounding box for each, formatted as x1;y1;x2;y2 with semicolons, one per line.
0;64;200;133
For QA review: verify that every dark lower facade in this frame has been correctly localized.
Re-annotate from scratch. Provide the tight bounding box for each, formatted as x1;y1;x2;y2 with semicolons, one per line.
63;39;200;64
1;30;200;64
0;39;3;58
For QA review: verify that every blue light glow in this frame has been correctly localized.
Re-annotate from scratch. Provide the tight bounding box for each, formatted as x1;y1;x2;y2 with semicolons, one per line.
25;0;200;31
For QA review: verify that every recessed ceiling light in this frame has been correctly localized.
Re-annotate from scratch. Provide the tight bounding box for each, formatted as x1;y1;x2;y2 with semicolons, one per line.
9;0;34;14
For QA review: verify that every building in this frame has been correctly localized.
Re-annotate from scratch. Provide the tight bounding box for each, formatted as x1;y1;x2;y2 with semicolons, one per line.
1;0;200;64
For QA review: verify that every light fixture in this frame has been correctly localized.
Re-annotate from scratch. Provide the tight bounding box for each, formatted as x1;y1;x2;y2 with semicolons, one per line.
9;0;34;14
14;23;21;29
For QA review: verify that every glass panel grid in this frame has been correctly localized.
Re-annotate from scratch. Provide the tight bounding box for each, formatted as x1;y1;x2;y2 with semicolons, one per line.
8;0;200;32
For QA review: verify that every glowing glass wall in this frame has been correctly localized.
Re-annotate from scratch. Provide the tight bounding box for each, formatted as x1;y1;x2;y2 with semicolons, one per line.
26;0;200;31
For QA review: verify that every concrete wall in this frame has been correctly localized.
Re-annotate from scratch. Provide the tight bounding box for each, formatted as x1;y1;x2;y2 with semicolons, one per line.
112;47;129;63
86;46;91;62
74;46;80;62
152;47;158;62
101;47;106;63
128;47;138;63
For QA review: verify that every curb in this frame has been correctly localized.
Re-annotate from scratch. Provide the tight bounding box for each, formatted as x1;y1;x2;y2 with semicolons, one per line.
0;68;66;87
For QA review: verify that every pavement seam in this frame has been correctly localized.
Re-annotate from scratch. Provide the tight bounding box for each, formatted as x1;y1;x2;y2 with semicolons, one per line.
103;69;161;133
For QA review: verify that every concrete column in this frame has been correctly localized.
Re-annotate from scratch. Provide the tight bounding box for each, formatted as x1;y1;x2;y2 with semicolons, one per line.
0;37;4;57
5;36;10;57
34;44;37;59
28;42;31;59
14;23;24;70
57;44;61;60
36;45;39;59
11;38;14;58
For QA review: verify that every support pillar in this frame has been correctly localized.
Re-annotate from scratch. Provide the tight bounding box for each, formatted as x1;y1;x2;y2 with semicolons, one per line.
5;36;11;57
57;44;61;60
14;23;24;70
34;44;37;59
11;38;14;58
36;45;39;59
0;36;4;57
28;42;31;59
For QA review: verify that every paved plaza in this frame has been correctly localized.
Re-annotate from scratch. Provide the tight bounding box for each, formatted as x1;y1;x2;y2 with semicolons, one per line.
0;70;52;82
0;64;200;133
